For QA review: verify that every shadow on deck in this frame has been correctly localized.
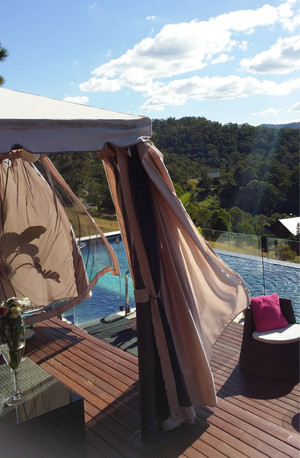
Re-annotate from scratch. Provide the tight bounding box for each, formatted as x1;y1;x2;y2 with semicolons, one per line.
24;316;299;457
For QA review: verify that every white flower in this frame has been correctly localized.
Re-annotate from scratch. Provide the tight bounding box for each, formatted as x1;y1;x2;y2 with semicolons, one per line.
19;297;31;308
10;306;22;315
0;296;31;318
13;299;23;307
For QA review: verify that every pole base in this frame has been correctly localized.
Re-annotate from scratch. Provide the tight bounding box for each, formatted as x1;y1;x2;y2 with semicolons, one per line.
131;430;168;452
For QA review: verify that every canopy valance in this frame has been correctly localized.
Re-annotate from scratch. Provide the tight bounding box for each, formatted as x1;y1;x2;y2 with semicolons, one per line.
0;88;151;155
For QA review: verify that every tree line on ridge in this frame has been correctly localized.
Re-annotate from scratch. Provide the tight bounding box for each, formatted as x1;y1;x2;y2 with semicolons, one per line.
49;116;299;239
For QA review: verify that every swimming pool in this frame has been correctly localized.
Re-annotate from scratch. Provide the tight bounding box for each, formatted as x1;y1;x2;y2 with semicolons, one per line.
63;238;300;325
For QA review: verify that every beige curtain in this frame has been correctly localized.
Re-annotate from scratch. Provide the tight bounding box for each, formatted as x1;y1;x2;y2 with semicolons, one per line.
0;152;119;324
101;141;250;430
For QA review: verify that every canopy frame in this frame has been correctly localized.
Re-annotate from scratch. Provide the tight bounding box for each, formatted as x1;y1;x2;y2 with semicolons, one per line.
0;88;250;448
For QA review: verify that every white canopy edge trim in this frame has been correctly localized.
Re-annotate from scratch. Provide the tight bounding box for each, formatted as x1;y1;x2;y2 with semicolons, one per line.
0;88;152;154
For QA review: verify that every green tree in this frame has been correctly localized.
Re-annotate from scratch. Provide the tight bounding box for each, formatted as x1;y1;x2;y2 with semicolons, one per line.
198;207;213;228
96;181;115;212
229;207;246;232
228;207;255;234
186;202;201;226
284;164;299;214
238;180;282;216
211;209;232;231
214;215;231;231
87;181;101;206
87;155;114;212
267;212;289;225
237;220;255;235
0;42;8;85
274;244;296;262
253;214;269;235
49;152;94;197
173;183;184;197
197;169;213;191
235;165;257;188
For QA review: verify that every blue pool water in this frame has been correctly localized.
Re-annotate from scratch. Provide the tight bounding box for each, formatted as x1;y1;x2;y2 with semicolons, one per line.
64;238;300;325
218;250;300;322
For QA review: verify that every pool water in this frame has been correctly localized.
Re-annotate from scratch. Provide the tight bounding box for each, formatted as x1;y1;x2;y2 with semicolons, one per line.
64;239;136;325
64;239;300;325
219;251;300;322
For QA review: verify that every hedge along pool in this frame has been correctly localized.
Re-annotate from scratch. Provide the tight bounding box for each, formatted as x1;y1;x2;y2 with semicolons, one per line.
63;237;300;326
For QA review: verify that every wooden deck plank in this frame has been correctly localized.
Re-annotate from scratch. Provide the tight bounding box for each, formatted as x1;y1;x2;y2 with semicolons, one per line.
205;399;299;455
23;317;299;457
214;372;298;418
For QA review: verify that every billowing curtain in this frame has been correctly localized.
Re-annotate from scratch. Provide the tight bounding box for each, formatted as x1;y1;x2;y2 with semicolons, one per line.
100;141;250;431
0;150;119;325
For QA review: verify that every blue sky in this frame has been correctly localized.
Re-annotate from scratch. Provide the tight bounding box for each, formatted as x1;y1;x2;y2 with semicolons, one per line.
1;0;300;125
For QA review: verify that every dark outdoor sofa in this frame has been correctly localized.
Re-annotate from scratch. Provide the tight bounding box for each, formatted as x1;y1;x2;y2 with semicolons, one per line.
239;298;299;379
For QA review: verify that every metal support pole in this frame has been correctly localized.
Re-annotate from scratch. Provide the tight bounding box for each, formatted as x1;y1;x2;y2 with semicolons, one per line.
128;147;167;451
125;271;130;315
136;298;157;442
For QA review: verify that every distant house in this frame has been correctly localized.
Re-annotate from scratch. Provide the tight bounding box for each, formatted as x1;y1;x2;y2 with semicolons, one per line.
208;171;220;181
266;217;300;238
196;171;220;185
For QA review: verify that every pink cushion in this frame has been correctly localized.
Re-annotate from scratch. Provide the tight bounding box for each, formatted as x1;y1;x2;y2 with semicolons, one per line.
250;294;288;332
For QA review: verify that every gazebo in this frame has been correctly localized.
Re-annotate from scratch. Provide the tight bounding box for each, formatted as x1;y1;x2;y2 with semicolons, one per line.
0;88;250;447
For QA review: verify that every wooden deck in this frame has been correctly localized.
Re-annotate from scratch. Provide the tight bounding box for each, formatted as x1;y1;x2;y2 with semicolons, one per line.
24;317;300;457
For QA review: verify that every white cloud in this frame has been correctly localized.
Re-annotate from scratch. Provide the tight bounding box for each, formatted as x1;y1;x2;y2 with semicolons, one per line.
79;17;242;94
277;0;300;31
79;1;300;111
241;35;300;74
289;101;300;110
250;108;282;116
146;15;157;21
212;4;279;32
80;77;122;92
141;76;300;111
64;96;89;105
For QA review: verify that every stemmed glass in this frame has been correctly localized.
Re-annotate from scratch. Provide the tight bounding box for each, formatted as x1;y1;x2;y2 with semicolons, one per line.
0;316;26;406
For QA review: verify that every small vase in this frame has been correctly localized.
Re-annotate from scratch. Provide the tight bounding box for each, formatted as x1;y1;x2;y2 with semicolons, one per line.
0;316;26;406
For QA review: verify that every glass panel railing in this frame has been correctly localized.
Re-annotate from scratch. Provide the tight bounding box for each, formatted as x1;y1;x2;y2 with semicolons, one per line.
202;229;260;256
202;229;299;323
202;229;265;299
65;229;300;326
63;236;135;327
265;237;300;263
263;237;300;322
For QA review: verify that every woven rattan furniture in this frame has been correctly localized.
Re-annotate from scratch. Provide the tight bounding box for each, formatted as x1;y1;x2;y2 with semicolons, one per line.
239;298;300;379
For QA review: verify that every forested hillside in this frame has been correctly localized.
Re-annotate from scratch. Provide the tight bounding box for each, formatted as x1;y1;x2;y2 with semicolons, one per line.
152;118;299;234
49;117;299;237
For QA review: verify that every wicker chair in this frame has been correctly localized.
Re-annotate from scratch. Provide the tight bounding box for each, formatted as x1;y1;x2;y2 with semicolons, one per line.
239;298;299;379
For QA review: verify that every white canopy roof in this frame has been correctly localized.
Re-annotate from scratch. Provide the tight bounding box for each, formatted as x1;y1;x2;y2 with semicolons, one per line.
0;88;152;154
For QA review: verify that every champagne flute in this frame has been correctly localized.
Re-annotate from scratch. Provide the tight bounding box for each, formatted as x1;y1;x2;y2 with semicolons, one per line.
0;317;26;406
